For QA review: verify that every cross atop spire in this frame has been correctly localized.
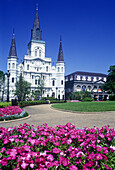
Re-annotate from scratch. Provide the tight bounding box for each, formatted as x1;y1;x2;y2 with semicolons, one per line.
57;36;64;62
31;5;42;40
8;30;17;58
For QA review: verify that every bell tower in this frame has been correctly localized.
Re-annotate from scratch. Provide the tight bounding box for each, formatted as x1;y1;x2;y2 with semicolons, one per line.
7;31;18;100
56;37;65;100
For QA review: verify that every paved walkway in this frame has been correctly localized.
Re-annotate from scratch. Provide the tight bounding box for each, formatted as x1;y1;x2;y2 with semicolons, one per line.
1;104;115;129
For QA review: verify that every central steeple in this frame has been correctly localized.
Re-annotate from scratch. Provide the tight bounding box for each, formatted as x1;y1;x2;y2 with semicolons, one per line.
31;5;42;40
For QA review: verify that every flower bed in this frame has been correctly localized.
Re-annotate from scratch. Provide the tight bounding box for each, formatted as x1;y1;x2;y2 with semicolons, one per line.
0;106;26;121
0;123;114;169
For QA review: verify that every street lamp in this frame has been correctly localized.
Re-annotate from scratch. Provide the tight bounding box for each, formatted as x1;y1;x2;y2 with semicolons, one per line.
6;70;10;102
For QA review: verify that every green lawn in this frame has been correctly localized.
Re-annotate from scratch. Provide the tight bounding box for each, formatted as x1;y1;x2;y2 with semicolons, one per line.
52;101;115;112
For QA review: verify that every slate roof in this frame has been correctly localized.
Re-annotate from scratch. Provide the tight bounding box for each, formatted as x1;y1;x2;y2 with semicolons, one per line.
66;71;107;77
57;37;64;62
8;32;17;58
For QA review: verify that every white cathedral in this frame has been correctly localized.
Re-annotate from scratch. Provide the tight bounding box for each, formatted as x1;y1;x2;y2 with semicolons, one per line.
7;7;65;101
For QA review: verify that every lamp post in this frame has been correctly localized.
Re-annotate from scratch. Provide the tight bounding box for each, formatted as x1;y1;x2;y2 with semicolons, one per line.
6;70;10;102
56;87;58;100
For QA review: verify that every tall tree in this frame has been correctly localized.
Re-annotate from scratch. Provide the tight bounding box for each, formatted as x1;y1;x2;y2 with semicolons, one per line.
101;65;115;93
15;73;31;101
0;71;4;100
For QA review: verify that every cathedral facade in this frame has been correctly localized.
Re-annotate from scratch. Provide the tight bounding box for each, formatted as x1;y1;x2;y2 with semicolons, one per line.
7;7;65;100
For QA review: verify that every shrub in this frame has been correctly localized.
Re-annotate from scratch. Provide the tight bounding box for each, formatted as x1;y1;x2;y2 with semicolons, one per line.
50;100;65;103
18;100;49;107
82;97;93;102
0;102;11;108
109;95;115;101
0;123;114;169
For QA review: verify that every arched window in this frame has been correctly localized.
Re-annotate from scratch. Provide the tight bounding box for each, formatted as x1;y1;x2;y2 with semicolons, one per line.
35;79;37;85
87;86;91;91
61;67;63;72
46;66;48;72
27;64;29;70
8;63;10;69
82;85;86;91
52;80;55;86
39;50;41;57
61;80;63;85
58;67;60;72
12;77;14;83
12;63;15;68
77;85;81;91
35;49;37;56
93;86;97;92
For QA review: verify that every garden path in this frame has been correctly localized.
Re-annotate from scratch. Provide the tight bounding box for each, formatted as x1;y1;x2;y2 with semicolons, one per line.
1;104;115;129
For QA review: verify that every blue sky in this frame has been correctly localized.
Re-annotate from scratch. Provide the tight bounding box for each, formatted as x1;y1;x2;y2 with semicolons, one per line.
0;0;115;75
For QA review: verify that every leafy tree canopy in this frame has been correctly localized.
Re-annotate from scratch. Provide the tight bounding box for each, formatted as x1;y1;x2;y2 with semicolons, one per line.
0;71;4;78
15;73;31;101
101;65;115;93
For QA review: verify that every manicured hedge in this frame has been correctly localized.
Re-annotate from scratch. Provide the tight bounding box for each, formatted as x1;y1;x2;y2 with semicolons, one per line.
18;100;49;107
0;102;11;108
50;100;65;104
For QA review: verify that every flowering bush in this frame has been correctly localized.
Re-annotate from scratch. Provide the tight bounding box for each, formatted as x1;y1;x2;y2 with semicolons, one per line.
0;106;24;117
0;123;115;169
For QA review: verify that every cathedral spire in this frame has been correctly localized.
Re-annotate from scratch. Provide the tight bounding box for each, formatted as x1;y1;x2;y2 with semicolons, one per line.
31;5;42;40
8;30;17;58
57;36;64;62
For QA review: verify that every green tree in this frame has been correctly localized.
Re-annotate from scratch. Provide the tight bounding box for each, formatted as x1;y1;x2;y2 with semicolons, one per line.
101;65;115;93
35;74;45;99
15;73;31;101
0;71;4;100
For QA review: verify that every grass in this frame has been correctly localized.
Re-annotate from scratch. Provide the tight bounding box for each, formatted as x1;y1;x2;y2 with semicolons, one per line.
52;101;115;112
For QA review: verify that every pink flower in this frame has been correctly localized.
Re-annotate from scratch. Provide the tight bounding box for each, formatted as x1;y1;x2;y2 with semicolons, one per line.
99;133;104;138
3;139;9;144
30;163;34;168
66;138;72;145
96;146;101;152
47;154;54;162
1;147;6;153
52;147;61;154
21;162;28;169
96;153;103;160
69;165;78;170
76;151;85;158
10;149;17;159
